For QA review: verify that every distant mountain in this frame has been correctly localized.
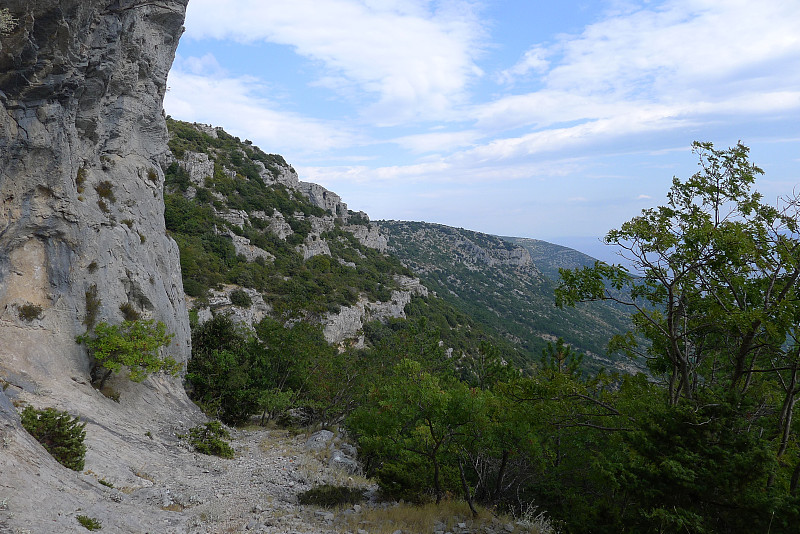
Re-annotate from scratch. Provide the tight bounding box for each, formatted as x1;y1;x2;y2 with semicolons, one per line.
378;220;639;373
501;236;601;279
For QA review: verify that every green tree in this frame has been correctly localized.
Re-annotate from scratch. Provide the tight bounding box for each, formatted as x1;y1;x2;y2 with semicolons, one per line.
556;141;800;406
187;314;262;425
349;358;481;504
77;320;178;389
20;407;87;471
555;141;800;531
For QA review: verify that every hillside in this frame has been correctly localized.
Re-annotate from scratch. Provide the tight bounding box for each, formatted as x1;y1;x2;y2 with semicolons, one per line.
160;120;525;365
378;221;637;372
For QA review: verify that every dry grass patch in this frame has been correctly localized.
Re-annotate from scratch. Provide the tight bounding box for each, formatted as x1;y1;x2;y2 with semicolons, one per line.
335;501;556;534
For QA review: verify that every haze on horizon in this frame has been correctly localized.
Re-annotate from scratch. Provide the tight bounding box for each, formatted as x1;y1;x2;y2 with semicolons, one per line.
165;0;800;263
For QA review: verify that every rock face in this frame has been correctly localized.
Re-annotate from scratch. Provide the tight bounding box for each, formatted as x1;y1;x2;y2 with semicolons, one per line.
0;0;190;378
0;2;201;531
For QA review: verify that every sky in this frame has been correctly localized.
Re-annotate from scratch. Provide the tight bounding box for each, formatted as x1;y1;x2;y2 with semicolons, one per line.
165;0;800;263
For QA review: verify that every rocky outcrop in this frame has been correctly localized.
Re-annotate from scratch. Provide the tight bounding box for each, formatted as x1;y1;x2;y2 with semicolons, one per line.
0;1;199;530
299;181;349;220
182;150;214;188
192;285;272;327
346;223;389;252
224;230;275;263
323;275;429;345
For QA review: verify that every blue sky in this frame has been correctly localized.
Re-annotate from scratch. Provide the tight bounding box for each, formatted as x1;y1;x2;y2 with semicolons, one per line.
165;0;800;262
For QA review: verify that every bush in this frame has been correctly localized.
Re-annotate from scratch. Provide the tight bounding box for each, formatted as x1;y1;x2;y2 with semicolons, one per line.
229;288;252;307
20;406;87;471
298;484;365;507
188;421;234;458
76;320;179;390
77;515;102;530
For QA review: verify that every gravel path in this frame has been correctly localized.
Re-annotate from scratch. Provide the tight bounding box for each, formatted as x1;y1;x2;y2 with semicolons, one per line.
144;427;357;534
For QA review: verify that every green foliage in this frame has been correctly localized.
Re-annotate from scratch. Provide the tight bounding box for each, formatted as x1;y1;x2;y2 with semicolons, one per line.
76;167;87;193
17;303;42;322
349;358;479;503
20;406;87;471
298;484;364;507
163;120;414;317
550;142;800;532
187;313;342;426
76;515;102;531
77;320;178;387
229;288;252;307
188;421;234;458
186;314;263;424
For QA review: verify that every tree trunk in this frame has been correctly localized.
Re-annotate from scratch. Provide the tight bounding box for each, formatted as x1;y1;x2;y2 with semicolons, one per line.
433;454;442;504
493;449;509;503
459;458;478;517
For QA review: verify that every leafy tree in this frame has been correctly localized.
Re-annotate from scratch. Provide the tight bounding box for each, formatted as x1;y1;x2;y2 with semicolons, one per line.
77;320;178;389
187;314;262;424
349;359;482;504
556;141;800;406
555;141;800;531
20;407;87;471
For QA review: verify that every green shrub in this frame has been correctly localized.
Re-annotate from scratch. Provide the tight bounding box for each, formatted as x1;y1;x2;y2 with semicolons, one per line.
298;484;364;507
229;288;252;307
76;515;102;530
76;320;179;389
20;406;86;471
188;421;234;458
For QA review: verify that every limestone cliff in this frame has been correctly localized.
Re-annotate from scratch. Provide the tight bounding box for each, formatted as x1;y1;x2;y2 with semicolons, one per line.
0;2;200;531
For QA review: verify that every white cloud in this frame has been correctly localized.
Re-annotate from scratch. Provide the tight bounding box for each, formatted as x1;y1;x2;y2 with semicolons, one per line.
165;66;360;156
182;0;486;124
497;46;550;85
479;0;800;135
391;130;482;153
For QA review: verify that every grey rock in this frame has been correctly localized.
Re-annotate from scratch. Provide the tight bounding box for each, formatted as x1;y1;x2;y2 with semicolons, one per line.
329;448;360;475
299;181;348;218
0;0;192;387
345;223;388;252
182;151;214;188
224;230;275;263
0;1;205;531
305;430;334;450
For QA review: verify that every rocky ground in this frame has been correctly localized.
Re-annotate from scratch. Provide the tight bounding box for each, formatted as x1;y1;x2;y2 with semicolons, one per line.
103;423;543;534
